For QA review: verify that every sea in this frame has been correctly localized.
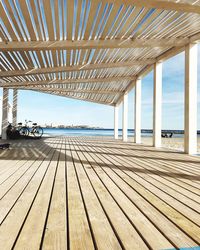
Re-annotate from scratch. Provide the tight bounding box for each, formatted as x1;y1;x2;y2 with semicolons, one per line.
43;128;200;138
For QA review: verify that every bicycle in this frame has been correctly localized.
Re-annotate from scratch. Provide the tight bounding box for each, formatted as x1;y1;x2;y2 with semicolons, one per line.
18;120;43;138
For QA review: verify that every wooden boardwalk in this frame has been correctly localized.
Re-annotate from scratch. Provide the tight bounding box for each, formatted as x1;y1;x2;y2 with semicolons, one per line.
0;136;200;250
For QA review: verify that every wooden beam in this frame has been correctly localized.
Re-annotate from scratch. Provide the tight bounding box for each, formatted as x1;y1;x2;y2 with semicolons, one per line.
104;0;200;14
190;32;200;43
0;60;154;78
0;38;189;51
14;87;123;95
0;76;134;88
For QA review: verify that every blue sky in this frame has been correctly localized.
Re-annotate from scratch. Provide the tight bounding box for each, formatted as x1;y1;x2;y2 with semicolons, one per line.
0;45;200;129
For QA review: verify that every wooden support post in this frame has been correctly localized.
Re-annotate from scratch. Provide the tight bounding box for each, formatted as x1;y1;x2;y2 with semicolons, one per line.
114;105;119;139
134;79;141;143
184;43;198;154
122;93;128;142
1;88;9;140
13;89;18;127
153;62;162;147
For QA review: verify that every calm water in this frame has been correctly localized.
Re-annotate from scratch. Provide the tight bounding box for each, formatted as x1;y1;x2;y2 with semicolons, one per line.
43;128;117;137
43;128;191;138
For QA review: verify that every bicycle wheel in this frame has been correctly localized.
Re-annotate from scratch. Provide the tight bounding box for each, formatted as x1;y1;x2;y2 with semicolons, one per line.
19;126;29;137
33;126;43;138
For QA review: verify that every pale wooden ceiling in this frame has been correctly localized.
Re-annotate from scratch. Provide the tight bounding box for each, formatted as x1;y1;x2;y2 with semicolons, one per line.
0;0;200;105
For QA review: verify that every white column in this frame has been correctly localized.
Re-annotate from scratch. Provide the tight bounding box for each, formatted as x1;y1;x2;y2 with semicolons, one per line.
153;62;162;147
13;89;18;127
1;88;9;140
122;93;128;142
184;44;198;154
134;79;141;143
114;105;119;139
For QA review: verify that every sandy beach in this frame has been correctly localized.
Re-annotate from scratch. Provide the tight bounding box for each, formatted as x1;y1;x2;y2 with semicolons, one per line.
137;136;200;153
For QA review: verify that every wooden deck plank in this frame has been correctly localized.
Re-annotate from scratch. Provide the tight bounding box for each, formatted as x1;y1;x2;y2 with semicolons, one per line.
0;143;48;198
13;141;61;249
96;143;200;209
0;140;46;180
121;150;200;199
76;139;200;193
0;160;28;184
72;139;198;248
70;142;122;250
128;148;200;176
72;141;150;250
0;136;200;250
73;141;174;249
42;143;68;250
0;142;54;224
79;139;200;244
96;143;200;221
66;143;95;250
0;139;60;249
83;139;200;194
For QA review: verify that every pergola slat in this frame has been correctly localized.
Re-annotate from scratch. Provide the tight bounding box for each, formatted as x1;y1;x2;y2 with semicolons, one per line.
12;87;123;95
0;0;200;106
0;60;155;78
102;0;200;15
0;75;134;88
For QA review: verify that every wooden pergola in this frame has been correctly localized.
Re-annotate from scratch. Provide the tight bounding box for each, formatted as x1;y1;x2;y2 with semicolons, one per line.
0;0;200;153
